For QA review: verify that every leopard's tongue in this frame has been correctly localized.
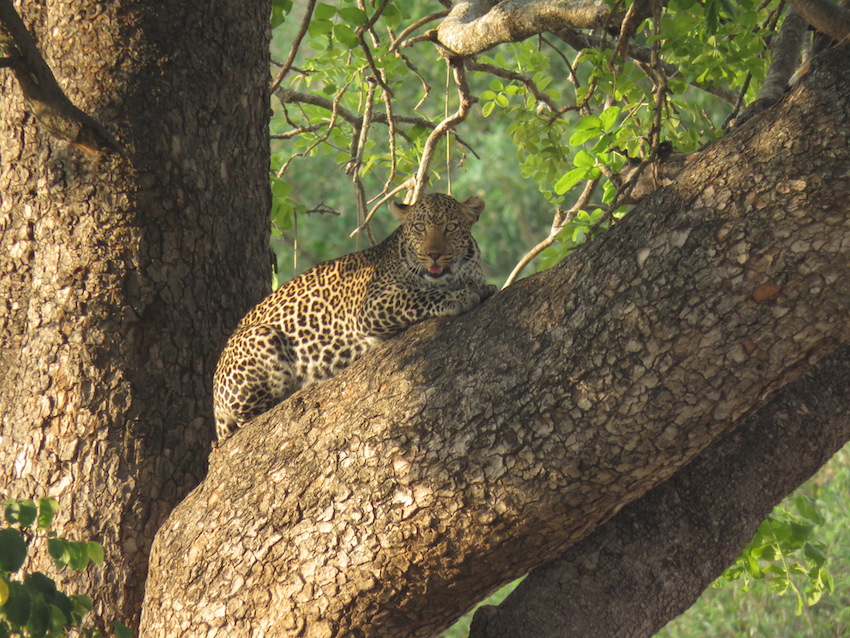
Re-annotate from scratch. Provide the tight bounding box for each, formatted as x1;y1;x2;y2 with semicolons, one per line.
428;265;444;276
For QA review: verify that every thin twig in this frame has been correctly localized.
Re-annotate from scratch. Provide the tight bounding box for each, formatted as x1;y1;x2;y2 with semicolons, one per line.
380;73;399;191
411;59;475;202
389;10;450;52
276;81;351;178
503;178;598;288
270;0;316;94
466;61;560;113
540;34;581;87
275;87;436;129
350;180;413;238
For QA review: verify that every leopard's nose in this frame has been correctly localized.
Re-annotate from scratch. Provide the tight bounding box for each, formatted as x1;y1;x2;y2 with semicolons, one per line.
428;252;442;261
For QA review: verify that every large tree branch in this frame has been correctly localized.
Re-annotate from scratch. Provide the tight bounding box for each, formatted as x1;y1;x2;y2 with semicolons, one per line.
141;47;850;637
788;0;850;41
435;0;615;56
470;342;850;636
730;10;807;128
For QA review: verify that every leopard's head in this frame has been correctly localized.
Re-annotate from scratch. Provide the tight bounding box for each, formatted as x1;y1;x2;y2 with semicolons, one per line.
391;193;485;280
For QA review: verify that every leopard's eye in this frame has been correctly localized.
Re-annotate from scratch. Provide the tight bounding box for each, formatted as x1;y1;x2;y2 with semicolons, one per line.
412;222;426;232
445;222;459;232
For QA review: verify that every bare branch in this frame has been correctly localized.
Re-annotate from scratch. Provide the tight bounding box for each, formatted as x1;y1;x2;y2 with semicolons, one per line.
411;60;475;201
275;82;351;179
349;180;413;238
435;0;616;56
503;178;596;287
275;88;437;130
270;0;316;94
390;10;449;52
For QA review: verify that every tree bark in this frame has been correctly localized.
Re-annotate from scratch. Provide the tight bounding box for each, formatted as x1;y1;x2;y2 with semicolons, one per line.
0;0;270;629
141;46;850;637
469;342;850;637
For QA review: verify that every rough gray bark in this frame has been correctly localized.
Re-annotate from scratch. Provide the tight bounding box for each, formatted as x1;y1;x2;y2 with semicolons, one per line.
141;46;850;637
0;0;270;629
469;343;850;637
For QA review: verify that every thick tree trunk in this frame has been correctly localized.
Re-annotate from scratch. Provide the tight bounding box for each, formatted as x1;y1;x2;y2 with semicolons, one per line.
0;0;270;629
141;47;850;637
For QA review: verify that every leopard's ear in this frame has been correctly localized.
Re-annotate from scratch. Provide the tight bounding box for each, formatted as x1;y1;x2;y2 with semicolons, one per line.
390;201;410;221
460;196;485;224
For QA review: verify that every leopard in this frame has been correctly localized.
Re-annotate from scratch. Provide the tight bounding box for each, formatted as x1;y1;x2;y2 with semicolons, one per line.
213;192;496;441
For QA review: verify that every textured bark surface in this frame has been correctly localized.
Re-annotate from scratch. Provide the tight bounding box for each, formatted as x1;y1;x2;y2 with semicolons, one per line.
436;0;613;56
0;0;270;629
141;48;850;637
469;343;850;637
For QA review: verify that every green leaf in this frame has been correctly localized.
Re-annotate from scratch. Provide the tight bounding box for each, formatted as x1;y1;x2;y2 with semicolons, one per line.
314;2;336;19
25;596;49;638
553;167;589;195
573;149;595;167
795;495;824;524
599;106;621;131
47;537;70;569
47;604;69;634
0;529;27;572
338;7;367;25
23;572;56;598
307;18;333;37
481;101;495;118
333;23;360;48
114;620;134;638
70;594;93;613
574;114;601;131
803;542;826;567
744;553;764;579
4;581;31;626
0;577;8;606
67;541;90;571
87;542;104;566
5;500;37;528
494;94;509;108
569;129;599;146
36;499;57;530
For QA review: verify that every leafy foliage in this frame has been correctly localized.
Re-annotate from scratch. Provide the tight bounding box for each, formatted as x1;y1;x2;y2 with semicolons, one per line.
658;443;850;638
268;0;778;284
717;496;834;613
0;498;131;638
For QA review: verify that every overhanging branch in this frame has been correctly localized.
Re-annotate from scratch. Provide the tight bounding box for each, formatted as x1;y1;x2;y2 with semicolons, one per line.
0;0;120;155
435;0;617;56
